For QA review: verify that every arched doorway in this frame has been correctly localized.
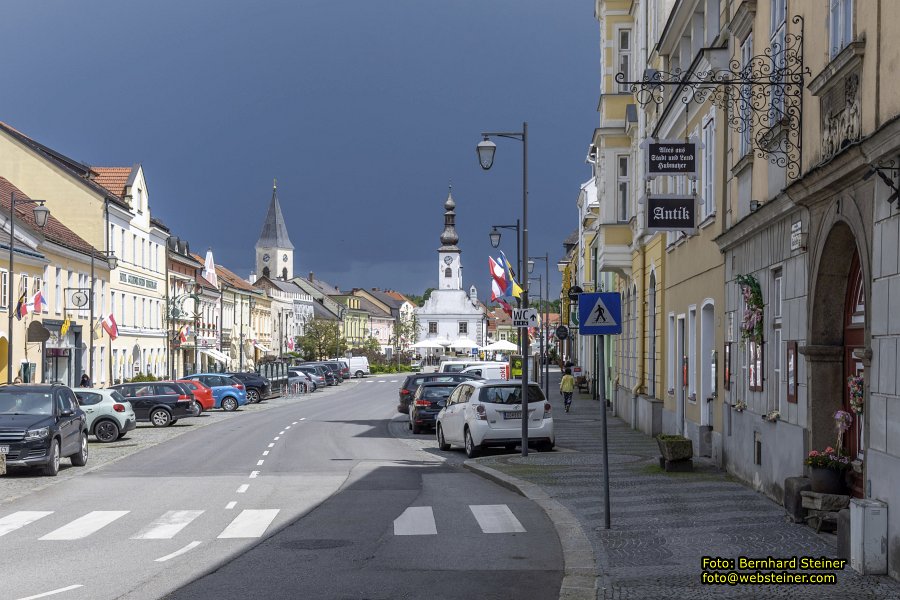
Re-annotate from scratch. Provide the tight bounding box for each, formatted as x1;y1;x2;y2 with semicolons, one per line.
843;251;865;494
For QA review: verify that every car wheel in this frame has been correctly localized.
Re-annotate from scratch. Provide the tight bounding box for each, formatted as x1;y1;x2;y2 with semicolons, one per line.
411;416;422;435
537;441;555;452
94;419;120;443
464;428;479;459
437;425;451;451
42;439;60;476
150;408;172;427
71;432;89;467
505;443;517;451
222;396;239;412
355;370;364;378
247;389;260;403
191;401;203;416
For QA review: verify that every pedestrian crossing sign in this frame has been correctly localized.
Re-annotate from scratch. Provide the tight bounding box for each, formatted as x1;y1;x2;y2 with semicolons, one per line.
578;292;622;335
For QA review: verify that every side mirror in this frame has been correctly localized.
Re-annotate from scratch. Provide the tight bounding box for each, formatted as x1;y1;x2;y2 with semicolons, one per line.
60;409;74;417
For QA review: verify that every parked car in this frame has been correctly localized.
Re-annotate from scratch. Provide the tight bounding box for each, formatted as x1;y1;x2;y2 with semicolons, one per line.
410;359;422;372
182;374;248;411
346;356;370;378
301;362;339;385
397;372;483;414
0;384;89;476
288;369;316;392
327;358;351;380
110;381;197;426
73;388;136;443
315;362;345;384
294;366;326;389
225;371;272;403
176;379;215;414
408;381;459;434
460;363;509;379
435;380;554;458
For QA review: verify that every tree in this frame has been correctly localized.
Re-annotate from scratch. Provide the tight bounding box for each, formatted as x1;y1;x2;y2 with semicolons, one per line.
391;312;420;365
405;288;435;307
297;318;347;360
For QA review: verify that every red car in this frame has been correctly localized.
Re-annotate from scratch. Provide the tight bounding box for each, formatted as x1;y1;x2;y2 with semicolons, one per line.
177;379;215;414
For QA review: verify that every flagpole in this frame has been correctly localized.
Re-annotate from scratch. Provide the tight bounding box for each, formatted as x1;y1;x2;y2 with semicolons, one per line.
8;191;16;384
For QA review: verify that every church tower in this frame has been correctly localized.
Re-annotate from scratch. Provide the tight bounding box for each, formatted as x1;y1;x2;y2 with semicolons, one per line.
255;180;294;280
438;187;462;291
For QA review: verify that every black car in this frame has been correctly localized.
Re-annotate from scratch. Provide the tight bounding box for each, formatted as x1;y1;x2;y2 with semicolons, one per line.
302;362;340;385
295;365;328;388
408;381;458;434
225;372;272;403
0;384;89;476
398;372;483;414
110;382;195;427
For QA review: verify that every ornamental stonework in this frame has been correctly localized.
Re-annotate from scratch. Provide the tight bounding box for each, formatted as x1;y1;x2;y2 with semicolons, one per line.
821;72;860;160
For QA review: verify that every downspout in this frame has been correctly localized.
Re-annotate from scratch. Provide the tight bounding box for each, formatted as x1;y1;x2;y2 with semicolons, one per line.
638;241;647;395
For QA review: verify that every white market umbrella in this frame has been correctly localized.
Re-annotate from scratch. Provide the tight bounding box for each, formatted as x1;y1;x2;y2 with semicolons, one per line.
484;340;518;352
410;339;447;349
449;337;479;349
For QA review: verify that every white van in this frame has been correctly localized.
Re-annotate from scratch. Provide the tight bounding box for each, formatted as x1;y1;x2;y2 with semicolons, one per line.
439;360;487;373
460;363;509;380
347;356;370;378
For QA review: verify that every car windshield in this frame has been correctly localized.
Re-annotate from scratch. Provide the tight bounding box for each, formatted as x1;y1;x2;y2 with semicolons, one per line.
0;391;54;415
443;364;465;372
110;391;128;404
478;385;545;405
420;386;455;399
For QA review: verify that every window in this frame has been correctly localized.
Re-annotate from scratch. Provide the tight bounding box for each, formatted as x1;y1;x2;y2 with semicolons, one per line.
55;267;62;314
21;275;29;300
617;155;630;222
740;34;754;157
119;228;125;264
688;307;697;400
617;28;632;92
648;274;657;397
458;321;468;335
770;0;787;119
0;270;7;308
829;0;853;59
132;295;137;328
444;267;452;278
749;341;764;391
701;115;716;219
667;314;675;391
428;321;437;334
771;268;783;410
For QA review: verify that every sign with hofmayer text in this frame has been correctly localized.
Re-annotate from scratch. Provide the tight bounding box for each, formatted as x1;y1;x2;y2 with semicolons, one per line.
647;141;697;177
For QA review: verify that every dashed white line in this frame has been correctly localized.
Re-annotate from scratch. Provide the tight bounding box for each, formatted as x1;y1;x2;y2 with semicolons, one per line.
268;443;275;448
249;471;260;479
274;437;280;441
285;426;291;430
15;584;84;600
292;421;298;425
237;484;249;493
263;450;269;456
217;509;280;539
40;511;129;540
132;510;204;540
155;541;202;562
0;511;53;537
225;501;237;510
257;460;265;466
279;431;285;435
299;417;306;421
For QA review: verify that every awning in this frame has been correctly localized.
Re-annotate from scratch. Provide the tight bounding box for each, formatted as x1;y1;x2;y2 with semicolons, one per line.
253;343;273;353
200;348;231;364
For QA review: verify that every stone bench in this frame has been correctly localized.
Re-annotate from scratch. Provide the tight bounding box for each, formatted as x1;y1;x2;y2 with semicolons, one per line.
800;491;850;533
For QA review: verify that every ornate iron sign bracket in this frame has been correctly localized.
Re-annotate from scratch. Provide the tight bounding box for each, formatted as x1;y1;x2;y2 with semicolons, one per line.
616;15;810;180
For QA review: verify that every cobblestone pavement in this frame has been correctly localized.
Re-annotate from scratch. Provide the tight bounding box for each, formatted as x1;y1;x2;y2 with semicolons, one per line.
475;368;900;600
0;380;357;504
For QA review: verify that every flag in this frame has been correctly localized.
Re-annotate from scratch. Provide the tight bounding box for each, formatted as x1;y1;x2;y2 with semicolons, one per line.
499;250;523;299
101;313;118;340
179;327;187;343
60;318;71;337
497;298;513;317
287;337;294;350
489;256;507;301
27;290;47;314
14;293;27;320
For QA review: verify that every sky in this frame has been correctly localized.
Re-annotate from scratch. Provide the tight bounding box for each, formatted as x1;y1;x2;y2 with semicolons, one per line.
1;1;598;301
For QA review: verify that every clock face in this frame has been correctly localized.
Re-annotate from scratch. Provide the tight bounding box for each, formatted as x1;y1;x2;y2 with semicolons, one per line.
443;255;453;265
282;253;288;262
71;291;89;308
262;254;270;263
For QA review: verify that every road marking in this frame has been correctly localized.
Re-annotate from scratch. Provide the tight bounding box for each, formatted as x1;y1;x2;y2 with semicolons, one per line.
263;450;269;456
469;505;526;533
389;380;398;383
279;431;285;435
393;506;437;536
217;509;280;539
237;484;249;493
292;421;298;425
225;502;237;510
299;417;306;421
268;443;275;448
40;511;130;540
0;511;53;537
257;460;265;466
154;541;202;562
285;426;291;430
132;510;204;539
15;584;83;600
274;436;280;440
249;471;259;479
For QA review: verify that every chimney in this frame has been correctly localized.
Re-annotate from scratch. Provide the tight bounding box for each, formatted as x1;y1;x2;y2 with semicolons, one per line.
308;271;314;282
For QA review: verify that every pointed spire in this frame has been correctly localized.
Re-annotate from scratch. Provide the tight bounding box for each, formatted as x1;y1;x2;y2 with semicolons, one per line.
439;185;459;251
255;181;294;250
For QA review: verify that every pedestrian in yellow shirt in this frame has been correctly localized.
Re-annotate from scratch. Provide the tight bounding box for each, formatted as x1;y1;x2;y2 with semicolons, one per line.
560;368;575;412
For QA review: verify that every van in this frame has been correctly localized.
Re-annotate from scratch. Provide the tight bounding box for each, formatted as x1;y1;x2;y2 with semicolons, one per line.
440;360;491;373
347;356;370;378
460;363;509;380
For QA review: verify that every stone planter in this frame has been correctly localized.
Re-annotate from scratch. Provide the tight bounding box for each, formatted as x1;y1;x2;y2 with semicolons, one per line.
809;467;847;494
657;436;693;462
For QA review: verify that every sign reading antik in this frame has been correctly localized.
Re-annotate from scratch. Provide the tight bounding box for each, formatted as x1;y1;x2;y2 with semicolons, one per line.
646;195;697;233
647;141;697;176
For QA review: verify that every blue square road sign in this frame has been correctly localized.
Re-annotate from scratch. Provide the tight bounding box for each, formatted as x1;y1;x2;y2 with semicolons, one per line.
578;292;622;335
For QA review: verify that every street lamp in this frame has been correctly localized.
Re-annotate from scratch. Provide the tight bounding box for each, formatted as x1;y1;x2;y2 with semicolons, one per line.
89;250;118;383
529;253;551;403
477;121;530;456
7;191;50;384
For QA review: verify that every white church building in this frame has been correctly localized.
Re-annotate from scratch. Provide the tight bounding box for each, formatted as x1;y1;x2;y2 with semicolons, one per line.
416;190;486;353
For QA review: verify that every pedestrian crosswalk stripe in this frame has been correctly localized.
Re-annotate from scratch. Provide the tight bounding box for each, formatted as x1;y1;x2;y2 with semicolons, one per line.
131;510;204;540
393;506;437;536
40;510;130;540
469;505;526;533
0;511;53;538
217;509;280;539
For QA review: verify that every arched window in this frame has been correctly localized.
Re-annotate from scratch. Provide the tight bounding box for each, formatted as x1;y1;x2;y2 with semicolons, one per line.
282;268;287;280
262;266;270;278
444;267;452;278
649;273;657;397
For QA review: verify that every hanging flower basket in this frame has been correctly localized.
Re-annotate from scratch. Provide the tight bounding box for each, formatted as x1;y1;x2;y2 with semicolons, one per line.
847;374;864;415
733;400;747;412
735;274;764;345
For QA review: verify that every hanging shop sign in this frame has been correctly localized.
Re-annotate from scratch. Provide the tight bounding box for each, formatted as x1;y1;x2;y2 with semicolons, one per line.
646;140;697;177
646;195;697;233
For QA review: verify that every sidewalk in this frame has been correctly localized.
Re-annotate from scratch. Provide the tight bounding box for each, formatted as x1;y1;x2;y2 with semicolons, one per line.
468;368;900;600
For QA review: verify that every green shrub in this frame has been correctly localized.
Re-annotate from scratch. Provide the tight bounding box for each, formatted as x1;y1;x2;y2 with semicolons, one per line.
657;434;690;442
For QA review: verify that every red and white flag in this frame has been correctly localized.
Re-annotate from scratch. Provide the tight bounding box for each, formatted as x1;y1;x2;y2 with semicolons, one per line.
27;290;47;313
101;313;118;340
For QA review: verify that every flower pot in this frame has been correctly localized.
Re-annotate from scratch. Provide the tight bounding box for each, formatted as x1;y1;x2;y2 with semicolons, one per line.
657;437;693;462
808;467;847;494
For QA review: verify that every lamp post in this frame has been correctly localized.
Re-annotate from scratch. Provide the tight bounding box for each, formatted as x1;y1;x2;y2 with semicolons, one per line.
89;250;118;383
488;221;521;287
529;253;550;403
239;295;256;372
7;191;50;384
477;121;530;456
528;273;543;392
167;289;199;378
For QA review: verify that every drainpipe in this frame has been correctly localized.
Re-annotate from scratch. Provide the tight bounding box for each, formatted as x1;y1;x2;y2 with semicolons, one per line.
639;240;647;395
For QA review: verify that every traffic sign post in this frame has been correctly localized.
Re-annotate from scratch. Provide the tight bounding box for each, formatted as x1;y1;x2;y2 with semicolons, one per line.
512;308;540;328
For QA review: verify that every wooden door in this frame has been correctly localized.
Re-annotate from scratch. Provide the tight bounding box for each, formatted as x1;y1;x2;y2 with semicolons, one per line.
844;252;865;496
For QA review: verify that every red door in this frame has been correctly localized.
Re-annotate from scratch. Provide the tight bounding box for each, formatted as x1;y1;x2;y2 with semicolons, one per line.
844;252;865;496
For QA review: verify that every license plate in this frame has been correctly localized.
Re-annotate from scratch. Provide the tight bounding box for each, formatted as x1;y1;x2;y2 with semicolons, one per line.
0;445;8;454
503;411;522;420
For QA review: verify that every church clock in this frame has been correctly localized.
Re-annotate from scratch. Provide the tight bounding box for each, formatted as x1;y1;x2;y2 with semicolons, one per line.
443;255;453;265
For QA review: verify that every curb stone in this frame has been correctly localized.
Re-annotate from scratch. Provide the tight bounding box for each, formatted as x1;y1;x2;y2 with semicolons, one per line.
463;459;599;600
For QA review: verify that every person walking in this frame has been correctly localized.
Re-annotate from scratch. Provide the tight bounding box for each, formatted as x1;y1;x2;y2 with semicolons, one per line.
80;373;92;388
560;367;575;413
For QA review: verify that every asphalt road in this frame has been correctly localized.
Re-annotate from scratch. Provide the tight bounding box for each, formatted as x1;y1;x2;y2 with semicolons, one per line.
0;375;563;600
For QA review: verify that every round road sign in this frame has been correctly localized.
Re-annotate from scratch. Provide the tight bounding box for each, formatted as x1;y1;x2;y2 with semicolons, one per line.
567;286;583;301
555;325;569;340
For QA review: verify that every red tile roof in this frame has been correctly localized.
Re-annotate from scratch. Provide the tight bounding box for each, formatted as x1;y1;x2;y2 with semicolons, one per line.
91;166;134;199
0;177;96;256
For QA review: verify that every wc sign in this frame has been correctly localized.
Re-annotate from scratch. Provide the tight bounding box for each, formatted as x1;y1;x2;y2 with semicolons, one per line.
646;195;697;234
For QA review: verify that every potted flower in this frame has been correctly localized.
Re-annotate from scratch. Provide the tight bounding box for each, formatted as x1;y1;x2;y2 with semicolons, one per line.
847;374;864;415
762;409;780;422
733;400;747;412
735;274;764;345
804;410;854;494
657;434;693;462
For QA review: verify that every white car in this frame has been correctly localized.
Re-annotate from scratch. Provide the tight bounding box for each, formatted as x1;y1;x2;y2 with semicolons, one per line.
73;388;137;443
435;380;554;458
288;370;316;392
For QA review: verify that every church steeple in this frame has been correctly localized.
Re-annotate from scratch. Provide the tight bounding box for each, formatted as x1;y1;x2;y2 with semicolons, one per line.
439;185;459;251
255;179;294;280
438;185;462;291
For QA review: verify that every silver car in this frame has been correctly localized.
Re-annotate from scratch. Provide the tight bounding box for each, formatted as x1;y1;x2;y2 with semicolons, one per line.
73;388;137;443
